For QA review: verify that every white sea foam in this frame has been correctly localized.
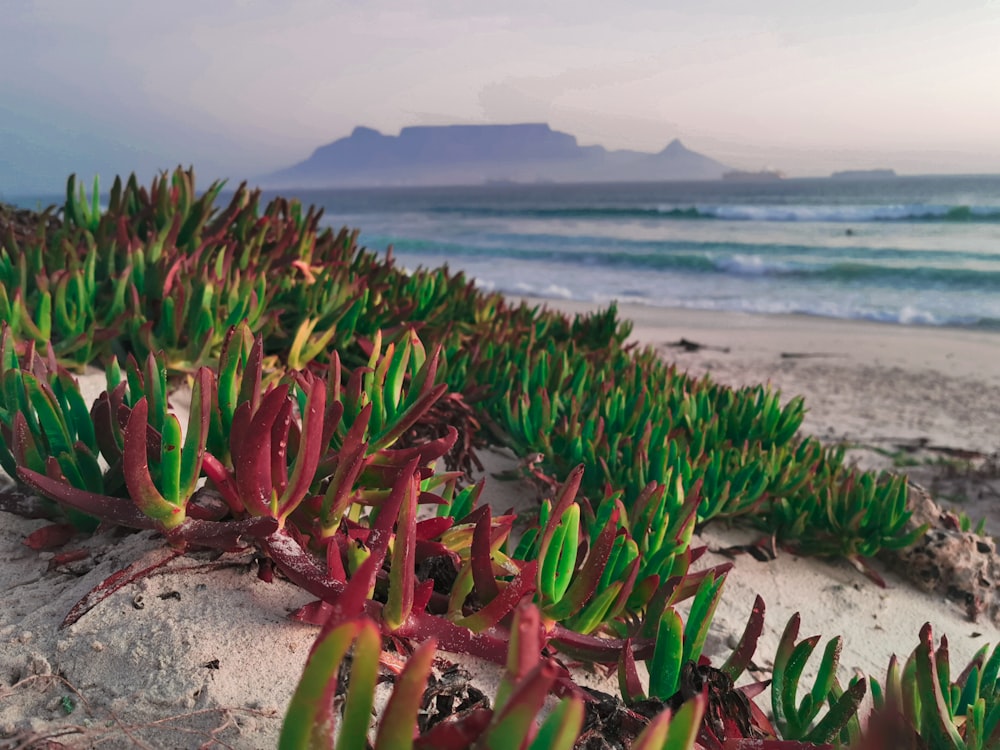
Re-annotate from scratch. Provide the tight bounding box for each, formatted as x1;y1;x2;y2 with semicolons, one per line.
704;203;935;222
714;254;790;276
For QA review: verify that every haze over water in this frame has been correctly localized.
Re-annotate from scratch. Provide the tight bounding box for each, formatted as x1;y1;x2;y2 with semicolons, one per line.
284;175;1000;330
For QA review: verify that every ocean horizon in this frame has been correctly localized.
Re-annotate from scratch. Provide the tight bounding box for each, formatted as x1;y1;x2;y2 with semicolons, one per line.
9;173;1000;330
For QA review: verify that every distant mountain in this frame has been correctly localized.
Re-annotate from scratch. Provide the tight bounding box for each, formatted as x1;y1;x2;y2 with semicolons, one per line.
263;123;731;187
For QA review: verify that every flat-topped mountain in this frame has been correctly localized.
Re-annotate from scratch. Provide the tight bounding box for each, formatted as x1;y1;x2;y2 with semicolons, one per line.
263;123;731;187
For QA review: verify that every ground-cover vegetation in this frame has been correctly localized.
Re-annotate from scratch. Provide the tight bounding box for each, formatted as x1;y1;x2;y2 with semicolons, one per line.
0;169;993;748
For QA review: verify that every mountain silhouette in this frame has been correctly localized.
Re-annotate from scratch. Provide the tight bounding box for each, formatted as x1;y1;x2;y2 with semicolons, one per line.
263;124;730;187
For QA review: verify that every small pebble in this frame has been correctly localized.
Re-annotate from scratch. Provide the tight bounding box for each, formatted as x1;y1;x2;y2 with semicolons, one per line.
28;653;52;676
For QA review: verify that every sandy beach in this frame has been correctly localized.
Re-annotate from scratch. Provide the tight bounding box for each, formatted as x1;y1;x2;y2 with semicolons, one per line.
3;304;1000;747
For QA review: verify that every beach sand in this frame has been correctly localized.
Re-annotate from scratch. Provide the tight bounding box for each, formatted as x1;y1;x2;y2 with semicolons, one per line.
3;304;1000;747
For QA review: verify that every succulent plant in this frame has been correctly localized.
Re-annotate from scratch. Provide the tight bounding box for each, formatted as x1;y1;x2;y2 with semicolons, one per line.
0;172;970;749
280;604;708;750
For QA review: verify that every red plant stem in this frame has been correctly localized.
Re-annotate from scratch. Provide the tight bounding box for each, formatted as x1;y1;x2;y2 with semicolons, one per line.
200;452;243;513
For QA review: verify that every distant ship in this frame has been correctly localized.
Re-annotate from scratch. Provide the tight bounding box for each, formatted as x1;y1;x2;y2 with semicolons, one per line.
722;169;786;182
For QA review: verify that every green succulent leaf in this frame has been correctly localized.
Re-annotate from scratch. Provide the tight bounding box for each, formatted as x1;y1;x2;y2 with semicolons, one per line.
279;617;367;750
527;696;584;750
123;398;184;529
373;638;436;750
649;608;684;700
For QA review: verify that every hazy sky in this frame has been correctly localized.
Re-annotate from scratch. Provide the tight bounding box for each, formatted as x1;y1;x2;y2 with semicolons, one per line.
3;0;999;193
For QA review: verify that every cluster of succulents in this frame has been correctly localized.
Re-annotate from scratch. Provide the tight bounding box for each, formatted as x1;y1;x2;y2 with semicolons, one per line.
1;169;996;748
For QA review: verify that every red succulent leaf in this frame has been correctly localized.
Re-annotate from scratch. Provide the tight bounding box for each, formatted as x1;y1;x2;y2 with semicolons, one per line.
371;427;459;469
321;352;343;447
455;560;538;632
277;373;326;520
413;708;493;750
470;507;501;604
90;382;128;461
229;401;253;465
185;488;231;521
262;524;511;666
505;603;545;693
394;610;508;665
47;548;90;570
240;334;263;411
169;516;277;551
722;595;766;681
269;398;293;499
115;402;161;463
23;523;76;551
200;452;243;514
18;466;155;529
458;504;489;527
319;402;371;531
849;554;888;588
310;459;417;623
489;514;516;547
665;563;734;608
723;741;832;749
412;579;434;613
418;490;446;505
549;625;655;664
43;455;65;482
416;516;453;541
618;638;646;703
414;540;456;563
288;599;334;626
326;535;347;581
233;384;289;516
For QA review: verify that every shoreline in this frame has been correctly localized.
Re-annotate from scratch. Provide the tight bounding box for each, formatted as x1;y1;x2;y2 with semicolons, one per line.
520;297;1000;386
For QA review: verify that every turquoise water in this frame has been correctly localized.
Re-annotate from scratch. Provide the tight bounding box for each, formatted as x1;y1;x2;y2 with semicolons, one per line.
283;176;1000;329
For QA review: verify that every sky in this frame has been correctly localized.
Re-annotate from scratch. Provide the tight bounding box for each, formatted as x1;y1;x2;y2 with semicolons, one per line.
2;0;999;194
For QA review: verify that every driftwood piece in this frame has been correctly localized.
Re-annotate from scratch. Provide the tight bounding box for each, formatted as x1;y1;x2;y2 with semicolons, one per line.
665;338;730;354
779;352;837;360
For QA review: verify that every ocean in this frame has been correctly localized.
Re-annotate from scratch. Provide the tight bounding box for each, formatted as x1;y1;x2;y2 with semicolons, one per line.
285;175;1000;330
10;174;1000;330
